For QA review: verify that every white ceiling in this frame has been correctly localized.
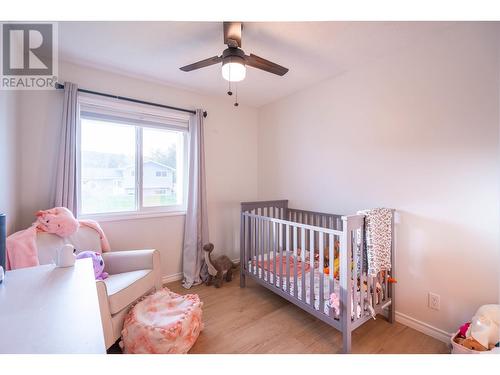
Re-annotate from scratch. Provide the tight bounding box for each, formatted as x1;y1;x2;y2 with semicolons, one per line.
58;22;455;107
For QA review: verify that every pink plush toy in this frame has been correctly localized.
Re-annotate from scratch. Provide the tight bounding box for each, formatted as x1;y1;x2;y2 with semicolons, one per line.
35;207;79;237
328;293;340;316
459;322;471;338
76;251;108;280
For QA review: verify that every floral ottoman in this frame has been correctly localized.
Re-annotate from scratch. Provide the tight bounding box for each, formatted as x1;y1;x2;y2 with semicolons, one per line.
120;288;204;354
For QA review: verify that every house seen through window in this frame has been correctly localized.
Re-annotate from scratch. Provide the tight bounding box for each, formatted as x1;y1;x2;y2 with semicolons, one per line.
79;97;188;217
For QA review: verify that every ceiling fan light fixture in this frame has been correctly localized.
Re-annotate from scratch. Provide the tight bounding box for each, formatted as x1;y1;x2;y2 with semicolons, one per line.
222;56;246;82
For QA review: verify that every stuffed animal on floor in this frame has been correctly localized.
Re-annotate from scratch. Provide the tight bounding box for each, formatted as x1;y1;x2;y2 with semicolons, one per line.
454;336;488;351
466;304;500;349
76;251;108;280
203;243;237;288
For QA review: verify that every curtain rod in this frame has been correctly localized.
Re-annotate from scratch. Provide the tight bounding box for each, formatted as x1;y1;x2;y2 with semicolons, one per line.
55;83;207;118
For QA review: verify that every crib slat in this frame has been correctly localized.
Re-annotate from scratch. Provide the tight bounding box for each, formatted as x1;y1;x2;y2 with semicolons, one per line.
263;217;267;282
273;221;277;287
319;232;324;314
372;275;376;308
293;226;298;299
256;215;260;278
279;222;284;289
329;233;334;317
258;216;262;278
256;216;261;279
384;271;388;302
261;218;265;282
251;216;255;275
249;216;253;275
352;231;358;321
263;218;266;281
380;272;384;301
301;227;306;302
309;229;315;308
267;219;272;284
314;215;318;250
247;214;251;275
305;213;309;251
359;227;365;318
286;224;290;294
241;214;246;283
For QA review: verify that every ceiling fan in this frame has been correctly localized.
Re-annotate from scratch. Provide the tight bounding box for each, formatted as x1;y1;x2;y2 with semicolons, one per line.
180;22;289;106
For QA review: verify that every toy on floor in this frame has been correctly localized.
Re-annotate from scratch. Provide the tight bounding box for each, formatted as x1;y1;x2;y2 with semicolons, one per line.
467;304;500;349
203;243;237;288
76;251;108;280
458;322;470;337
452;304;500;353
455;336;488;351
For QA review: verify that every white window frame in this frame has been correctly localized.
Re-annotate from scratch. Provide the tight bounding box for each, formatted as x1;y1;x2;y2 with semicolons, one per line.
76;94;190;221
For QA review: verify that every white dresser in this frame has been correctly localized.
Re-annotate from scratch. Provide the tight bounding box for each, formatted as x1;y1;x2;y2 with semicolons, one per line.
0;258;106;353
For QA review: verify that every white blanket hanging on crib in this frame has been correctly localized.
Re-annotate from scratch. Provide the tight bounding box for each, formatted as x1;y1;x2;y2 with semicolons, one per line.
357;208;393;277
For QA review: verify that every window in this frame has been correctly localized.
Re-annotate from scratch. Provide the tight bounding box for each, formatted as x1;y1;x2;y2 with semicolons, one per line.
78;95;189;218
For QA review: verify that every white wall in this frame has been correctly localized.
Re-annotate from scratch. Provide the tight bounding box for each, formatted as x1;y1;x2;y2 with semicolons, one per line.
16;61;259;279
257;23;500;334
0;91;19;234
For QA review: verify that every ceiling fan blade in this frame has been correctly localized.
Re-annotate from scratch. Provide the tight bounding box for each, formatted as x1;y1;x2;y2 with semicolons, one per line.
180;56;222;72
245;54;289;76
223;22;242;48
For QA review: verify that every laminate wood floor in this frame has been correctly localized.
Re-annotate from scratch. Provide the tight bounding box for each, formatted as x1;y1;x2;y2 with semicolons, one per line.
163;274;450;354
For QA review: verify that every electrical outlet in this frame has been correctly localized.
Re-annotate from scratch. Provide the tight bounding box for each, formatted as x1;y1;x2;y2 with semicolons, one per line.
428;292;440;311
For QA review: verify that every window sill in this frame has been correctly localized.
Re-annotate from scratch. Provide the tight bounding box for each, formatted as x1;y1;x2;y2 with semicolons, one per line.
78;210;186;223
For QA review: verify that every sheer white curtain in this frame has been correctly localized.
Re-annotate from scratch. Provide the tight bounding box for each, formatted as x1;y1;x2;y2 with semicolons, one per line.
182;109;209;289
53;82;79;215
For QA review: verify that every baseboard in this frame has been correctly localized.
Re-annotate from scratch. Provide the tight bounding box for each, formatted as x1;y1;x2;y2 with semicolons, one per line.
395;311;453;344
162;272;183;285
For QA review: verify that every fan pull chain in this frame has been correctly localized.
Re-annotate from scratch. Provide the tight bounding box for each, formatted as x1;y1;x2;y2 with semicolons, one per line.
234;82;239;107
227;58;233;96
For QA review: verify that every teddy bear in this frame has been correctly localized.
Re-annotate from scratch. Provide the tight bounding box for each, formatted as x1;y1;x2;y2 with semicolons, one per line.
76;251;108;280
454;336;488;351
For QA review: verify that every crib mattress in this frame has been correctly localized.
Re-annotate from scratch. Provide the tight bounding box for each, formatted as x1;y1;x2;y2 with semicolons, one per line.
248;254;371;319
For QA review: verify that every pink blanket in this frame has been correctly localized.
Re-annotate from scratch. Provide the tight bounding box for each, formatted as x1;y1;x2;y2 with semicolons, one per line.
254;255;311;277
5;225;40;271
6;207;110;270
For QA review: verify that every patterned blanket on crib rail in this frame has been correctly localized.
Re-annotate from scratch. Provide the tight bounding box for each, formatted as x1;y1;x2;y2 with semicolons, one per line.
358;208;393;277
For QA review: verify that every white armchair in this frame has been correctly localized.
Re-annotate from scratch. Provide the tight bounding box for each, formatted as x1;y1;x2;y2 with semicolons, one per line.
36;226;162;349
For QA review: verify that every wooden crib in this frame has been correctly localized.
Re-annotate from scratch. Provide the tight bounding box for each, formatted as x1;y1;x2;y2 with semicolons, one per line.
239;200;395;353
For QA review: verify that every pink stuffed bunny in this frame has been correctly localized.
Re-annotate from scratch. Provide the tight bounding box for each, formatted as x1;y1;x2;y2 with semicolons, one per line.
35;207;79;237
328;293;340;316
